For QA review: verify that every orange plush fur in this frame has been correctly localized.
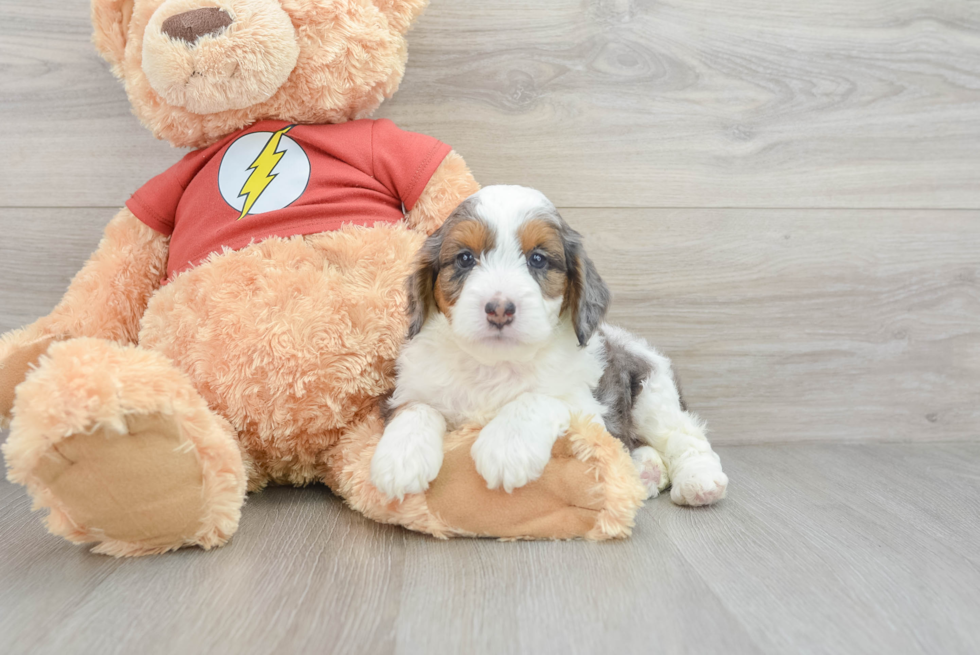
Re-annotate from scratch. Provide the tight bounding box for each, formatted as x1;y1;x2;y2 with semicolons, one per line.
0;0;644;556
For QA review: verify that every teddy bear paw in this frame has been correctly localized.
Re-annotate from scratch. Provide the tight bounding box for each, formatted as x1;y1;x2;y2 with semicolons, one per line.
21;412;223;556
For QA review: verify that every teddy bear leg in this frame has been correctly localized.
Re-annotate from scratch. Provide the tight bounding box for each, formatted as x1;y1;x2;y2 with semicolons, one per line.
322;412;646;541
2;338;247;556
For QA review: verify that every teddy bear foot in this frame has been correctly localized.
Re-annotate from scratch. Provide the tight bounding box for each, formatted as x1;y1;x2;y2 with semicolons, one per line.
29;413;229;556
2;338;248;556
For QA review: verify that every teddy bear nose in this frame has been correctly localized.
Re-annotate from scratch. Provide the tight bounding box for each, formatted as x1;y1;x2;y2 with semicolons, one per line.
161;7;233;45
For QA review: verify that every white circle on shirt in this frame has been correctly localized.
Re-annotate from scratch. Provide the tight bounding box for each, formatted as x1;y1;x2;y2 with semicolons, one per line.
217;127;311;219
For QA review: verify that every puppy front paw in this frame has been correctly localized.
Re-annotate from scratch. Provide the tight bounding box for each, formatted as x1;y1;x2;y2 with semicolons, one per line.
370;407;445;501
471;419;562;493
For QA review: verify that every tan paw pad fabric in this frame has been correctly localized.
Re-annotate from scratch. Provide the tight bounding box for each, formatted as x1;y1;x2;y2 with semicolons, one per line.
426;432;605;540
32;413;206;548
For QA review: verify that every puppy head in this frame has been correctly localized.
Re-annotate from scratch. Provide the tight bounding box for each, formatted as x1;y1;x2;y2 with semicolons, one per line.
406;186;610;353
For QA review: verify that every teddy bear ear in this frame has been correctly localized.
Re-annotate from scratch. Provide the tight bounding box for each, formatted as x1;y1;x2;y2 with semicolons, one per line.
91;0;134;71
372;0;429;34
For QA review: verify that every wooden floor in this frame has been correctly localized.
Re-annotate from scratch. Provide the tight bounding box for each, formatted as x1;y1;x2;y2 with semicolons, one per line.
1;0;979;653
1;442;978;655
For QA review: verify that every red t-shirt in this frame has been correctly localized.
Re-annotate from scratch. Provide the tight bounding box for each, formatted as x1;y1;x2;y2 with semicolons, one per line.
126;119;452;280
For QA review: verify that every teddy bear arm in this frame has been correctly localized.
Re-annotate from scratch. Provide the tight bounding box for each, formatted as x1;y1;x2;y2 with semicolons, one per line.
330;414;646;541
0;207;168;419
404;149;480;235
30;207;168;342
425;417;648;540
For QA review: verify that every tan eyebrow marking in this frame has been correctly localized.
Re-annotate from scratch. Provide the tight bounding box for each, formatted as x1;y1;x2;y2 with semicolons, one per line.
434;218;496;315
443;219;496;263
519;218;563;259
518;218;567;299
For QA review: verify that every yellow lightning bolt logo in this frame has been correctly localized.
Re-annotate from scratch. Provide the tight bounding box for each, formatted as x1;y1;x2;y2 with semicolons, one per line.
237;125;295;220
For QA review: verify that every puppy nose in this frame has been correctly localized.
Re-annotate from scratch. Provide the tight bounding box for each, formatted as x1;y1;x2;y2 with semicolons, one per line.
161;7;233;44
485;298;517;327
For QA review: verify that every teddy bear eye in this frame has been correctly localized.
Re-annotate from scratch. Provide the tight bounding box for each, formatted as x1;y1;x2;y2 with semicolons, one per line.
528;252;548;269
456;251;476;269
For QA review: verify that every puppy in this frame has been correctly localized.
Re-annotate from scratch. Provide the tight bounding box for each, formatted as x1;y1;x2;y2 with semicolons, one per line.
370;185;728;506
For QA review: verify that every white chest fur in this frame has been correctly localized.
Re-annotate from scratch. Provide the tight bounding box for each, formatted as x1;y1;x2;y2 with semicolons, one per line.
391;314;606;428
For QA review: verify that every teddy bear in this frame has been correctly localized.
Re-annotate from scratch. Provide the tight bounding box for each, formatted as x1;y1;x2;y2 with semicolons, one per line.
0;0;646;556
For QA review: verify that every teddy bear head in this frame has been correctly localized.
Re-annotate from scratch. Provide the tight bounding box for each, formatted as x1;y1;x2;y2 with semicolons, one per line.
92;0;428;148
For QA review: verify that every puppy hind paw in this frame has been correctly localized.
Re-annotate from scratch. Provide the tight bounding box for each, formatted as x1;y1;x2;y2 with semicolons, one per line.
631;446;669;500
669;463;728;507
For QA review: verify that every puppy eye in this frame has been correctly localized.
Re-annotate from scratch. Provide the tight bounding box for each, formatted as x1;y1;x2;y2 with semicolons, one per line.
528;252;548;269
456;251;476;269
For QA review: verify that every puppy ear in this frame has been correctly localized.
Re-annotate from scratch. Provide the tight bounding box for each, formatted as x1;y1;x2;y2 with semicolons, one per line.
405;229;443;339
92;0;134;72
563;227;611;347
372;0;429;34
